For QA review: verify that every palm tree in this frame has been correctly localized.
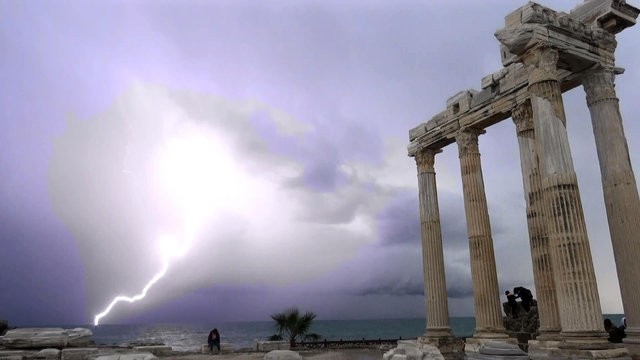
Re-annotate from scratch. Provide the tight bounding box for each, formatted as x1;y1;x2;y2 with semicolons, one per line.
270;307;317;348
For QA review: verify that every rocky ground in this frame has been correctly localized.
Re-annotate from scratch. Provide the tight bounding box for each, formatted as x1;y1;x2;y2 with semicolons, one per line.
0;324;388;360
161;349;385;360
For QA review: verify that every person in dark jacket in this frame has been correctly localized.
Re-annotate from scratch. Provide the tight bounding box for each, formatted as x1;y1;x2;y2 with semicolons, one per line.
208;328;221;352
513;286;533;312
506;290;518;319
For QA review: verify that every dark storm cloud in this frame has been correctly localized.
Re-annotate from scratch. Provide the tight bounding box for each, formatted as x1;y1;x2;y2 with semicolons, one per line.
447;286;474;300
376;191;420;246
356;276;423;297
375;187;507;250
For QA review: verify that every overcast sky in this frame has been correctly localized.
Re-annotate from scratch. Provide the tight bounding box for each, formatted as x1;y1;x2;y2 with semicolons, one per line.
1;0;639;326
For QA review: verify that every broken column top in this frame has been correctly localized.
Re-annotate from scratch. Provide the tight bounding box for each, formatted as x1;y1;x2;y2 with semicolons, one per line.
571;0;640;34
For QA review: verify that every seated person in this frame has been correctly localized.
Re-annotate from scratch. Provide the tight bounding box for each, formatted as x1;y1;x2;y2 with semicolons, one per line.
604;318;626;343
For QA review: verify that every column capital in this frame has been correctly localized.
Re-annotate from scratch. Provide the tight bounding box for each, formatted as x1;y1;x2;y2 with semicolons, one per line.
523;46;559;85
512;100;534;134
415;148;442;174
456;128;485;156
583;67;618;107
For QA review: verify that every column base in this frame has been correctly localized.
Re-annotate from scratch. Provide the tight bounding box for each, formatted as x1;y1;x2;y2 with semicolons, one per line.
559;330;609;350
529;340;632;360
418;333;462;358
464;338;528;359
536;328;562;341
624;327;640;343
423;326;453;339
621;334;640;360
464;337;516;353
529;339;631;359
473;327;509;340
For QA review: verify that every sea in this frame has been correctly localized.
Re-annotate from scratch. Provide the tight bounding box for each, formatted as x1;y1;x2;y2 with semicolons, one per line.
90;318;472;352
88;314;625;352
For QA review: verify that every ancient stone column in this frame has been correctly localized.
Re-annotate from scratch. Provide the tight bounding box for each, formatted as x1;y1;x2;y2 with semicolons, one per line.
525;46;606;340
415;148;453;339
512;100;562;338
583;67;640;343
456;129;506;338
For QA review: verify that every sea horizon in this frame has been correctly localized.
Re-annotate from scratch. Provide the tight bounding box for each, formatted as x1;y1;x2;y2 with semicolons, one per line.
4;314;625;352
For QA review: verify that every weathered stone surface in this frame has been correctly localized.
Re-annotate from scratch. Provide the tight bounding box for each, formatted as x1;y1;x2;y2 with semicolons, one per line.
88;353;156;360
0;350;32;360
263;350;301;360
570;0;640;34
1;329;68;349
465;341;528;359
32;349;60;360
255;341;290;352
479;342;526;356
60;348;98;360
131;347;171;357
66;330;92;348
383;340;445;360
446;90;478;115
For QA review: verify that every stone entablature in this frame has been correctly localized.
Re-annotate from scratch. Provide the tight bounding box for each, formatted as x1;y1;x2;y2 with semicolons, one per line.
407;1;638;155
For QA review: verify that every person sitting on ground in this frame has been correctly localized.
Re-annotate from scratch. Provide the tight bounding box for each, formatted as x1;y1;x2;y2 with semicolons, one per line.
506;290;518;319
208;328;221;352
604;318;626;343
513;286;533;312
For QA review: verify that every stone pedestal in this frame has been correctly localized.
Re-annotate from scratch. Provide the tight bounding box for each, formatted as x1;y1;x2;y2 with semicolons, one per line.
620;340;640;360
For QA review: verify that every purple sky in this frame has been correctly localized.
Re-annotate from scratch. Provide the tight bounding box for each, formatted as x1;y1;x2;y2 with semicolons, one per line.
1;0;639;326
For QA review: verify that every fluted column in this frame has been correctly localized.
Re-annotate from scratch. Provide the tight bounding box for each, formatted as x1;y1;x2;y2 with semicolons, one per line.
583;68;640;343
456;129;506;338
525;46;606;340
512;100;562;338
415;148;453;339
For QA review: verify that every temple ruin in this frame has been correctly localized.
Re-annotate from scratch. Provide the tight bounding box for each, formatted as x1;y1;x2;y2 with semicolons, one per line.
407;1;640;358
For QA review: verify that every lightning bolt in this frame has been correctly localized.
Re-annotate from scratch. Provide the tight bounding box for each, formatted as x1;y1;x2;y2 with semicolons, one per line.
93;233;192;326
